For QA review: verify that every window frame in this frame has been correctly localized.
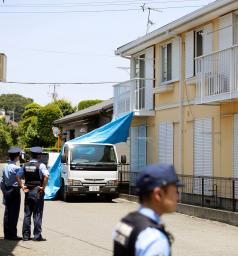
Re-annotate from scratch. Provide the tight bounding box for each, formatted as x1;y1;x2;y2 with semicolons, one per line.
195;29;204;58
161;42;172;83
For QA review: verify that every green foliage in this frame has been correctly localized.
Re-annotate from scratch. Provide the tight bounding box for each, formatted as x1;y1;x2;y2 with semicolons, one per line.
37;103;63;147
54;99;76;116
78;99;103;110
0;127;13;158
25;103;41;111
21;103;41;119
18;116;40;147
0;94;33;122
18;103;42;147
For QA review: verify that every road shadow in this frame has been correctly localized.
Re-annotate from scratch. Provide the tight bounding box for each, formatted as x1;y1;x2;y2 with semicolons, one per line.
0;237;19;256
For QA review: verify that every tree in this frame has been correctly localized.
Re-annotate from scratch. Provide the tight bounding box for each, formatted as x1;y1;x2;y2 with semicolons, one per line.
0;127;12;159
37;103;63;147
18;103;42;147
18;116;40;147
21;103;41;119
78;99;103;111
55;99;76;116
0;94;33;122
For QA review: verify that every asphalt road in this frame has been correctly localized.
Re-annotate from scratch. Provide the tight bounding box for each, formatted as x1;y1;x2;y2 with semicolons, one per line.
1;193;238;256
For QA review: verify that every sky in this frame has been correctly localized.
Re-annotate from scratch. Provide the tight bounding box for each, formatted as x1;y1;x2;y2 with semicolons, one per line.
0;0;216;107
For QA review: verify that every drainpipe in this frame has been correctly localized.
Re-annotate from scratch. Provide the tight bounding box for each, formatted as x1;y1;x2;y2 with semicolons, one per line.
178;35;184;175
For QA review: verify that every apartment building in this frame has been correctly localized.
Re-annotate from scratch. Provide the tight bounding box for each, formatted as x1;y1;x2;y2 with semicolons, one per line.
114;0;238;181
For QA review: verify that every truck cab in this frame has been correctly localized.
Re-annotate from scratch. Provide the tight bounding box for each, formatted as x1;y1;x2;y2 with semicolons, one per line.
60;142;124;201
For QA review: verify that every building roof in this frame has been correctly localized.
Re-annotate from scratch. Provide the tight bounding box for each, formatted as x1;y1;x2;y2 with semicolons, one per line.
54;98;113;125
116;0;237;56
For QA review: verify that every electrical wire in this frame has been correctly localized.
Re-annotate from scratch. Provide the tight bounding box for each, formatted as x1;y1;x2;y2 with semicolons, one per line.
0;0;209;8
0;81;120;85
0;5;205;14
0;0;211;7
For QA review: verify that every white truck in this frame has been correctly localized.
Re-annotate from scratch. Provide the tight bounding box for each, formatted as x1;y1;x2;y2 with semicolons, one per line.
60;142;126;201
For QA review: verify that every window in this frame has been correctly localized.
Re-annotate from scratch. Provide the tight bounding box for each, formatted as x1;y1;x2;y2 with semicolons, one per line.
195;30;203;57
134;54;145;79
70;144;116;164
63;145;69;162
69;129;75;140
162;43;172;82
134;54;145;109
234;14;238;45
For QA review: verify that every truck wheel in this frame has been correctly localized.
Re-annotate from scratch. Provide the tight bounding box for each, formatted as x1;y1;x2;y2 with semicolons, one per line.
61;180;69;202
105;195;113;202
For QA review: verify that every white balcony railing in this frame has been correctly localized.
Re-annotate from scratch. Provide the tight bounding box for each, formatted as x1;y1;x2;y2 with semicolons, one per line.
113;78;154;117
195;45;238;103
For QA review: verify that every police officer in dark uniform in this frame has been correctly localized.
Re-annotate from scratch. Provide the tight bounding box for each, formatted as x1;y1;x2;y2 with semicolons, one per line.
16;146;49;241
1;147;22;240
113;163;182;256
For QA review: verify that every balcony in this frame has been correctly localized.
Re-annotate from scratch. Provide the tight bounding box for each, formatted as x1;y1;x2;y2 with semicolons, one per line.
113;78;155;117
195;45;238;104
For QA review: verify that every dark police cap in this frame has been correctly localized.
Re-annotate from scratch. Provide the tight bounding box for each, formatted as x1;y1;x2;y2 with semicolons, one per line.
8;147;22;154
30;146;43;154
136;163;183;194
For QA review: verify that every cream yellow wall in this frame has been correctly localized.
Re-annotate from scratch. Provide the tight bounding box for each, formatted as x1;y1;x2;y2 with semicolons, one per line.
129;14;233;178
152;103;221;176
220;102;238;178
154;108;180;171
154;18;220;107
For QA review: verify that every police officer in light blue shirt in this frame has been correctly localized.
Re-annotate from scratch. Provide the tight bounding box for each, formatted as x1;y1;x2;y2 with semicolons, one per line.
113;163;182;256
1;147;22;240
16;146;49;242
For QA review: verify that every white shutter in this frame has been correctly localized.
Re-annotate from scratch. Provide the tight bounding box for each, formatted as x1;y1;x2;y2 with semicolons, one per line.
145;47;154;110
172;37;180;81
130;127;138;172
194;118;213;195
218;13;233;50
158;122;173;164
130;126;147;172
233;115;238;199
158;123;167;163
185;31;194;79
138;126;147;170
203;23;213;54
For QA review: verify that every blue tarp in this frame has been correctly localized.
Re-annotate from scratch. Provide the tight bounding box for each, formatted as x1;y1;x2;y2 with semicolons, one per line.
44;112;133;199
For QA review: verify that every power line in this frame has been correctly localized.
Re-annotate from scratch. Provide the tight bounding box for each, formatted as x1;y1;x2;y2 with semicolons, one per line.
0;81;120;85
18;47;117;58
0;0;207;8
0;5;205;14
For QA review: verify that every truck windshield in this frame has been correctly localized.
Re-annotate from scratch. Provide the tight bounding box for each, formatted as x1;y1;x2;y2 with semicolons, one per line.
70;144;117;164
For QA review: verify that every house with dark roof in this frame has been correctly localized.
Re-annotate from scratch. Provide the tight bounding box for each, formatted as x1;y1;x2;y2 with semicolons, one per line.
54;99;113;143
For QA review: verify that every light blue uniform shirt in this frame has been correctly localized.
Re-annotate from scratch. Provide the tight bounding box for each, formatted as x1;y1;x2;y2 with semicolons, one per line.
16;159;49;180
1;161;20;187
135;207;170;256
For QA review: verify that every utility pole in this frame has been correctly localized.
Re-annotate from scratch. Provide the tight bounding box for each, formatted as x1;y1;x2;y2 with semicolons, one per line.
48;84;60;102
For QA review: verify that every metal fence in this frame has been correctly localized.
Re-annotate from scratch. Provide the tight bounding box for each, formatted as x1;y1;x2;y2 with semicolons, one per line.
118;167;238;212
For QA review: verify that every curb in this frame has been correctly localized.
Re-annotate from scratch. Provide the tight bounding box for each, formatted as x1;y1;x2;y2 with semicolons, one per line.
119;193;238;227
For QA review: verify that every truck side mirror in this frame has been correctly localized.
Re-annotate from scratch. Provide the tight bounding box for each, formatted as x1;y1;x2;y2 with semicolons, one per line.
121;155;127;164
61;154;67;164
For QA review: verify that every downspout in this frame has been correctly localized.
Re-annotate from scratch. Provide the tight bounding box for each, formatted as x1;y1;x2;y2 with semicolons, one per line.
179;35;184;175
